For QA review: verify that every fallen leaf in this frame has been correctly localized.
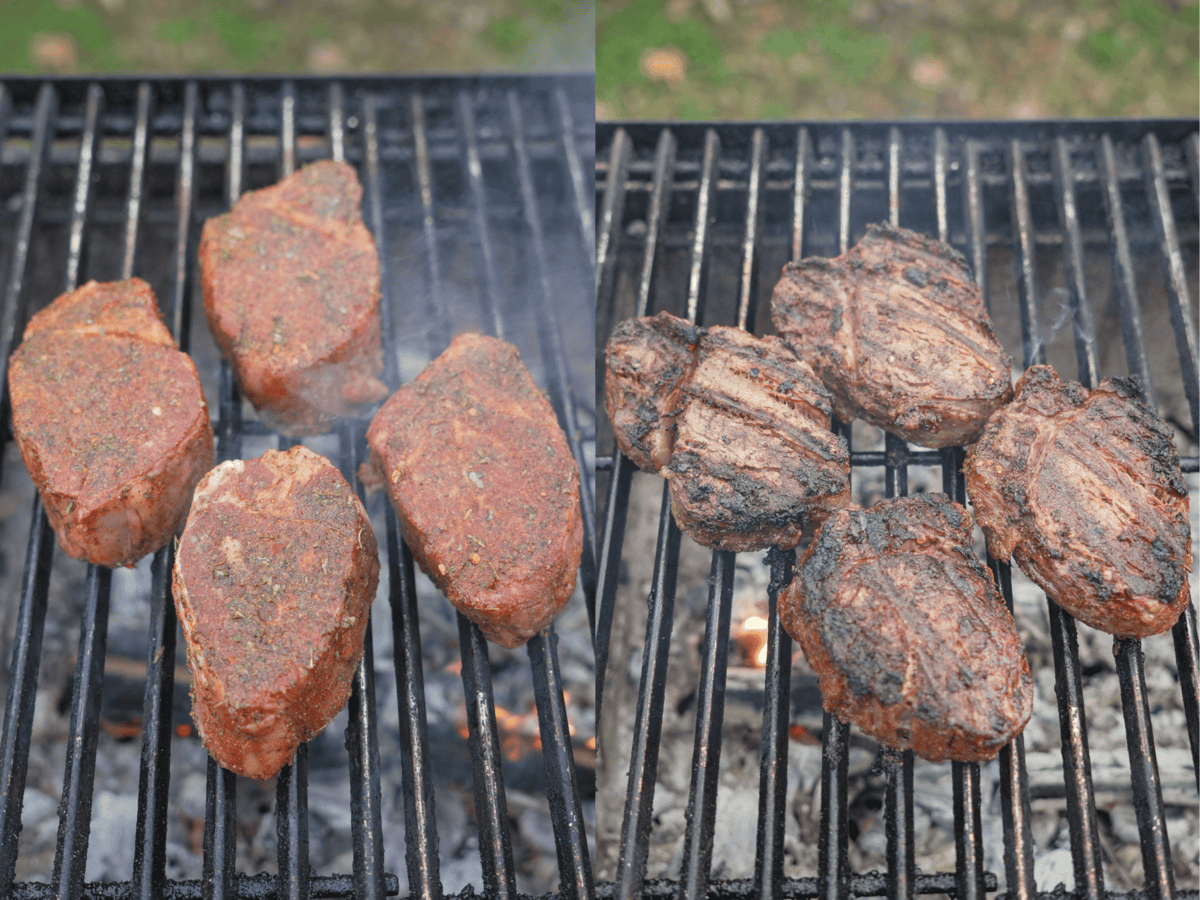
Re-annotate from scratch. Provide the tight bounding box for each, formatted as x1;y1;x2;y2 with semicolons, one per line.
30;32;77;70
641;47;687;84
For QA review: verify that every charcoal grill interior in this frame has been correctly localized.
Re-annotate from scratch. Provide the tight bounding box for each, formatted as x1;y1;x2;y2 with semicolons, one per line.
0;75;596;898
595;121;1199;899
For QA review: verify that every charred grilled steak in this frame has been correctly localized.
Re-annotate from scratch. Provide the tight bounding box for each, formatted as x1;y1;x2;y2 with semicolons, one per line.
8;278;215;568
771;223;1013;448
362;333;582;648
780;494;1033;763
605;311;701;472
666;326;850;551
964;365;1192;638
199;160;389;436
173;446;379;780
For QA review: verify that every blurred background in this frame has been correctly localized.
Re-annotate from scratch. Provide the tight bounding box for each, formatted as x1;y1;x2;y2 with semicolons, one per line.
0;0;593;74
598;0;1200;120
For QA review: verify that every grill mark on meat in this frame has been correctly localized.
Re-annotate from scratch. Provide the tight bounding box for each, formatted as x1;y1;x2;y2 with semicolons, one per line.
965;365;1192;638
781;494;1033;763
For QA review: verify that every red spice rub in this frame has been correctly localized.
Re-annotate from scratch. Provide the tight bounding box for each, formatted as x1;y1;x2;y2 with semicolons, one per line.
173;446;379;780
7;278;214;568
198;160;388;436
362;333;582;648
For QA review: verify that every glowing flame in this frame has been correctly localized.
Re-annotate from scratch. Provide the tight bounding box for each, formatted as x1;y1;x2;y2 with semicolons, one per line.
737;615;770;667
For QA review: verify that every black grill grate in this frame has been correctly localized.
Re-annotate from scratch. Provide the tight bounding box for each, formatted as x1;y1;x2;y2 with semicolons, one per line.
0;75;595;899
595;121;1199;900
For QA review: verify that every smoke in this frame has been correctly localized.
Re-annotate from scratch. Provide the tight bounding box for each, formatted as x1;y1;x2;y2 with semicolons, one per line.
1027;286;1095;364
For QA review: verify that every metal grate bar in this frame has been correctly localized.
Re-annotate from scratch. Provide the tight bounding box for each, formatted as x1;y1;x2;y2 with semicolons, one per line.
594;127;676;724
131;545;178;900
281;80;296;178
340;420;387;900
367;89;442;900
458;615;518;899
457;90;504;341
206;81;244;897
678;550;734;900
1114;638;1175;898
51;564;112;898
1187;133;1199;209
1098;135;1156;406
791;128;811;262
1010;140;1046;367
1011;132;1108;900
817;712;850;900
505;90;597;611
0;91;59;893
347;619;387;900
554;87;594;272
1174;604;1200;784
1141;133;1199;436
615;483;681;900
0;506;55;897
883;128;915;900
952;761;985;900
129;79;183;900
120;83;153;287
934;128;948;243
837;129;852;255
329;82;345;164
687;130;719;323
48;84;107;898
408;92;449;356
202;761;237;899
0;83;10;149
1051;137;1102;389
964;140;988;303
0;83;56;415
595;127;630;316
528;626;595;900
754;549;793;900
386;510;442;900
736;128;766;332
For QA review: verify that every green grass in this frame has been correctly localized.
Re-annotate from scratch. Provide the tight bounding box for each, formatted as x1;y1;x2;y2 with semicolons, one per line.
597;0;1200;120
0;0;593;75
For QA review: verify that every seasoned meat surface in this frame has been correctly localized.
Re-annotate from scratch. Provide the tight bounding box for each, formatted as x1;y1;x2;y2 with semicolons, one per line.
173;446;378;780
362;333;582;648
771;223;1013;447
666;326;850;551
8;278;214;568
199;160;388;436
780;494;1033;763
964;365;1192;638
605;311;701;472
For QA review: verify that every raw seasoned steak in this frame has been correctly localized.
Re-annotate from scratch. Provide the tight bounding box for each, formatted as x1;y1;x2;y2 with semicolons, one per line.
8;278;214;568
173;446;378;780
604;311;701;472
771;223;1013;448
780;494;1033;763
199;160;388;437
964;365;1192;638
361;333;582;648
666;326;850;551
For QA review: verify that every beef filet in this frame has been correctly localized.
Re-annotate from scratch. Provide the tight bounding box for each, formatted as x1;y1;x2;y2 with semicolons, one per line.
964;365;1192;638
666;326;850;551
362;333;582;648
172;446;379;780
199;160;389;436
8;278;214;568
771;223;1013;447
604;311;701;472
780;494;1033;763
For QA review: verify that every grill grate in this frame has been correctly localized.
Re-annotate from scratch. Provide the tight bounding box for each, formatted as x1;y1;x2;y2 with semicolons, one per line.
0;75;595;899
595;121;1199;899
